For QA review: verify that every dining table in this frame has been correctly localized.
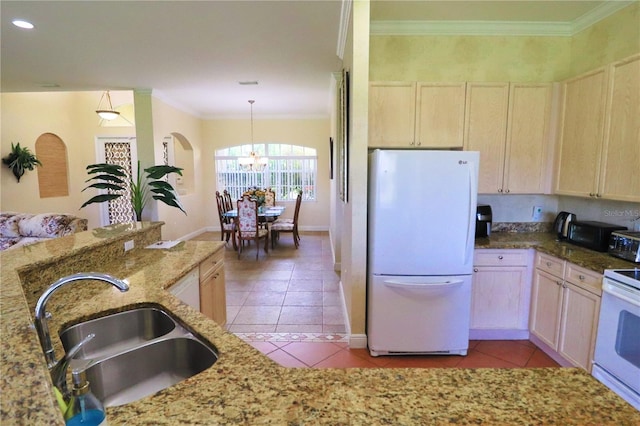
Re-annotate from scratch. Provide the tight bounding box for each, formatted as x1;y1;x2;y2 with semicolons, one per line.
222;205;285;220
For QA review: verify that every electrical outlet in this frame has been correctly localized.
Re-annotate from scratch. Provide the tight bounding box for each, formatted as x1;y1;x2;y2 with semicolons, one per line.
124;240;134;251
532;206;543;221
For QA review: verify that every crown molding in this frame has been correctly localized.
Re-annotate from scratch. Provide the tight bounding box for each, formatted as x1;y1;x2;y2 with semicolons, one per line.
336;0;352;59
371;1;636;37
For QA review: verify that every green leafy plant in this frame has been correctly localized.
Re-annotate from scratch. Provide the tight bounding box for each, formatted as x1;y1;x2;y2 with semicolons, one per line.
81;161;186;221
2;142;42;182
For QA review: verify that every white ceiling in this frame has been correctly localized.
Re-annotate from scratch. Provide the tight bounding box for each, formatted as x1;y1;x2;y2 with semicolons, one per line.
0;1;631;119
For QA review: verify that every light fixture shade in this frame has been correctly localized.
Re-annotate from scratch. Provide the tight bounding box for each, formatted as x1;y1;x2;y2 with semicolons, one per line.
96;110;120;120
95;91;120;120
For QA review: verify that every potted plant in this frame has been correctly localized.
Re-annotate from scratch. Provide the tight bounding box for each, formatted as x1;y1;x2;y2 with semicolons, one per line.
2;142;42;182
80;161;186;221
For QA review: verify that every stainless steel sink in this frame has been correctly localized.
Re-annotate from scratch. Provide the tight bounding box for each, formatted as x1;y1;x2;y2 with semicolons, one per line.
60;307;177;359
59;305;218;407
84;337;217;407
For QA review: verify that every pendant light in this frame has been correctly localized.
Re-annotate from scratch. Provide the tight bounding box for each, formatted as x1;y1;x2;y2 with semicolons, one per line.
95;90;120;120
239;100;268;170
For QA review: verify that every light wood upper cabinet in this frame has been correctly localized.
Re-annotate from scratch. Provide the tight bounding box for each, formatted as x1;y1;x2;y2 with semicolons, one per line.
556;67;609;197
599;54;640;202
504;84;554;194
368;81;466;148
464;83;553;194
555;55;639;202
368;82;416;148
415;82;466;148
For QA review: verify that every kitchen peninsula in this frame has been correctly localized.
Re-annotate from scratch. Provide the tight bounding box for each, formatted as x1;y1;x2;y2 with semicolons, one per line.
1;224;638;424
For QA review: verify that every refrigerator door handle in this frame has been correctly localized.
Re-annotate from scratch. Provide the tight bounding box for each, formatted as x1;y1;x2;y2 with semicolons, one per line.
464;166;474;266
383;279;464;290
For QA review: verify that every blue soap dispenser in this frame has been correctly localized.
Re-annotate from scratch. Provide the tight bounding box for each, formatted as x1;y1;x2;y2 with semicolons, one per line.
64;367;106;426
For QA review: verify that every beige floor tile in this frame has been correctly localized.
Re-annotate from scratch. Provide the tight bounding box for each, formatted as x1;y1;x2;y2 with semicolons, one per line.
287;279;323;292
283;291;323;306
323;306;345;325
279;306;323;325
226;291;250;306
244;291;286;306
233;305;282;324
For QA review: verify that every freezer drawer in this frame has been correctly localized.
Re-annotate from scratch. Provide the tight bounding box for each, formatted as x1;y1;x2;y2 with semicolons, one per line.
367;274;472;356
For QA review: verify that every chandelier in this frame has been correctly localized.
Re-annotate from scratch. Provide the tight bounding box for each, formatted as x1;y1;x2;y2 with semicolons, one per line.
238;100;268;171
95;90;120;120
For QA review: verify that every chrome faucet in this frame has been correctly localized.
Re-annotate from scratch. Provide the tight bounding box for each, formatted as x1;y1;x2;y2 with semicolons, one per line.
34;273;129;385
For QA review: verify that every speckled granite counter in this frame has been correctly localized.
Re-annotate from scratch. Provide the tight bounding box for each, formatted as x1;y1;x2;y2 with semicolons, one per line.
2;226;639;425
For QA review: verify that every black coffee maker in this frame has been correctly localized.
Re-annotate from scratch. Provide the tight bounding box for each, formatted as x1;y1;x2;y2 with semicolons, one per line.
476;204;492;238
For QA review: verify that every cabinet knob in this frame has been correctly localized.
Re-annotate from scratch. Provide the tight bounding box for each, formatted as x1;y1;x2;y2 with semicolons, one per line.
589;193;596;197
596;193;601;198
498;188;503;193
556;281;562;286
498;255;504;260
562;283;567;289
546;262;552;267
410;141;415;146
417;141;421;146
474;268;478;272
578;274;585;281
505;189;510;193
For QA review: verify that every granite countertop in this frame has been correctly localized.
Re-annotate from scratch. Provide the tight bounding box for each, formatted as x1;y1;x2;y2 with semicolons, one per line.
2;227;639;425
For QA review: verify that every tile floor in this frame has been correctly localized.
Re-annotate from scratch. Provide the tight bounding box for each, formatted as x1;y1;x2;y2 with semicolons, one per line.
191;231;560;370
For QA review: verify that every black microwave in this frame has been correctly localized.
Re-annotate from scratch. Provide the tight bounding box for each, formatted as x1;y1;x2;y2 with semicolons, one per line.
567;221;627;252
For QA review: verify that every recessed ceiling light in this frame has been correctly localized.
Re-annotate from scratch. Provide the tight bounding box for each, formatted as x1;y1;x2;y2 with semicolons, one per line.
239;81;259;85
12;19;35;29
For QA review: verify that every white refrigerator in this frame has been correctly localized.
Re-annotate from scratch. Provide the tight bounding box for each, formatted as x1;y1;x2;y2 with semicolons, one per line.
367;149;479;356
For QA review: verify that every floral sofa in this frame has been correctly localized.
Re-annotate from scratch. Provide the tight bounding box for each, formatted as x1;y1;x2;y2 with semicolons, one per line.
0;212;88;251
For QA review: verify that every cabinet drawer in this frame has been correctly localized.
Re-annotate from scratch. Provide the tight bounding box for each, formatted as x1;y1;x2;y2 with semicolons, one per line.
536;252;565;278
566;263;602;295
199;249;224;281
474;250;528;266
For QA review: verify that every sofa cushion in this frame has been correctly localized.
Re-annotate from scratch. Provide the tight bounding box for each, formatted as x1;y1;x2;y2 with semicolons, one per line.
18;213;85;238
0;213;30;238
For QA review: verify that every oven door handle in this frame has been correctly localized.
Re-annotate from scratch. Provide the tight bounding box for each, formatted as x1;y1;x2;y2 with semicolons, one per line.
603;280;640;308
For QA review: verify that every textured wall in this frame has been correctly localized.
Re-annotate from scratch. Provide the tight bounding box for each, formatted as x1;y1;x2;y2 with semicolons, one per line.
370;35;571;82
570;2;640;77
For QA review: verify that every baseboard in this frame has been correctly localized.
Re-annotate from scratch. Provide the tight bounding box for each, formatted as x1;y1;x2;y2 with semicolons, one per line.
469;329;530;340
178;227;213;241
349;334;368;349
298;225;329;232
529;334;574;368
338;280;350;335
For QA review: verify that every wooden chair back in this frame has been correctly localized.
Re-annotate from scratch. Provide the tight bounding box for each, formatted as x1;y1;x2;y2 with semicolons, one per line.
223;190;233;212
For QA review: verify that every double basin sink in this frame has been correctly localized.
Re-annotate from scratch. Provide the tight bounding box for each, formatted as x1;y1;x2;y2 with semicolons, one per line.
59;305;218;407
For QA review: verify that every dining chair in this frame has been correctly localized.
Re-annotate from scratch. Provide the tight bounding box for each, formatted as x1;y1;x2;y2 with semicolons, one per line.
264;188;276;207
271;192;302;249
235;195;269;259
259;187;277;228
223;190;234;212
215;191;237;250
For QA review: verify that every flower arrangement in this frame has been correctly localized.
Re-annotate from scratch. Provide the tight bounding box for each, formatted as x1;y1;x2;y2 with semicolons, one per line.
243;187;266;206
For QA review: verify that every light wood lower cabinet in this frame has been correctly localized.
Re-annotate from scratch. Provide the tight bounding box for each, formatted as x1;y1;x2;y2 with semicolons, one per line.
199;250;226;326
470;249;532;339
530;252;601;372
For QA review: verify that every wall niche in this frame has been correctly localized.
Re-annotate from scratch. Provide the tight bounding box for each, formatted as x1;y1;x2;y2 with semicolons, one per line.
35;133;69;198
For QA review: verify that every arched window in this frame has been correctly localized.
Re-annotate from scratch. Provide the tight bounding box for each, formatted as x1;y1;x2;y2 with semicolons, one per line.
216;143;317;202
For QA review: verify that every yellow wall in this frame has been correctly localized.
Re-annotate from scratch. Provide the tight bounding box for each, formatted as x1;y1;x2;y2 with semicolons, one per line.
370;35;571;82
150;96;206;240
0;91;134;229
569;2;640;77
369;3;639;83
201;118;331;231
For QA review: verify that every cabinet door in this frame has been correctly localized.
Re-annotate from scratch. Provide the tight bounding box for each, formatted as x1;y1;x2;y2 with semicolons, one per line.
558;282;601;372
200;264;227;326
471;266;528;329
599;54;640;202
368;82;416;147
463;83;509;194
530;269;564;350
555;68;608;197
504;83;553;194
416;82;466;148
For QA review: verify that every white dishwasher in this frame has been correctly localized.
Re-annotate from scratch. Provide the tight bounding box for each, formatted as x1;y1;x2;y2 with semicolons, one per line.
169;268;200;311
